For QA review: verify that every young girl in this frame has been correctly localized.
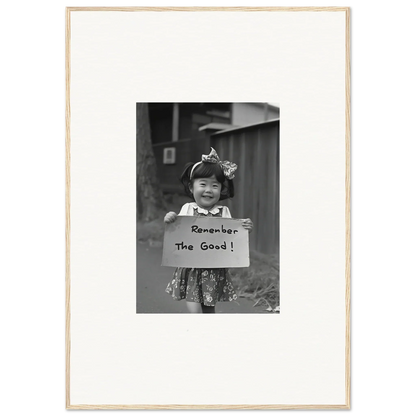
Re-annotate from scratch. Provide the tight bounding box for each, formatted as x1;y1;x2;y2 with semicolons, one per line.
164;147;253;313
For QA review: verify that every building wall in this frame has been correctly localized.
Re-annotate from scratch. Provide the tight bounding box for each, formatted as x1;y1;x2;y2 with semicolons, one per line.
211;120;279;256
153;136;211;194
148;103;279;145
231;103;279;126
148;103;232;144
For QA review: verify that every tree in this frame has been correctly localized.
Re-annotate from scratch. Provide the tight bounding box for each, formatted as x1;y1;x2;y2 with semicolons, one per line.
136;103;166;221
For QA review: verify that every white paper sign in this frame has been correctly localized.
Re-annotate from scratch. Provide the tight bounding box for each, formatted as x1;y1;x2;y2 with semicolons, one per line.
162;216;250;268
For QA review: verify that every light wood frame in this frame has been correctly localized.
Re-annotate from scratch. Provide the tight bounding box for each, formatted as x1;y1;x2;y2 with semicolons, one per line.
66;6;350;409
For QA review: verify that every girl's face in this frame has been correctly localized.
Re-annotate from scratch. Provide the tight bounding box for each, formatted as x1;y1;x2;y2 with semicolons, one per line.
190;175;222;210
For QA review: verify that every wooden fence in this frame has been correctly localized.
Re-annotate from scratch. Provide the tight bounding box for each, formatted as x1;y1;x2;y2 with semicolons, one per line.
211;119;279;256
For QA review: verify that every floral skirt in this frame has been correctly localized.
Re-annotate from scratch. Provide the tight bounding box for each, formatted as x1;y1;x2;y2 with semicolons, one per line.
165;267;237;306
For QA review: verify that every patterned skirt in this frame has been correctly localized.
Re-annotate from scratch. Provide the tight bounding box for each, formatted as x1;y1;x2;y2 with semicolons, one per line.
165;267;237;306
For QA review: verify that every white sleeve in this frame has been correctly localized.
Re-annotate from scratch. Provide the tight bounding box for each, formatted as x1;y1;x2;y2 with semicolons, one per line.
178;203;192;216
222;206;232;218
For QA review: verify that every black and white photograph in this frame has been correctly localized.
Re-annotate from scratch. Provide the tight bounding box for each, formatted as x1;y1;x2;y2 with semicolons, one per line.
136;103;280;313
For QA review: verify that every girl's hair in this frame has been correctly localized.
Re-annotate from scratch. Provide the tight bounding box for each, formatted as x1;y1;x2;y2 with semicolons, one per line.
180;161;234;201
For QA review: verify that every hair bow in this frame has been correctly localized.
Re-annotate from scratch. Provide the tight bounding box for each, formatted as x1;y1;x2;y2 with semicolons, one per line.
201;147;237;180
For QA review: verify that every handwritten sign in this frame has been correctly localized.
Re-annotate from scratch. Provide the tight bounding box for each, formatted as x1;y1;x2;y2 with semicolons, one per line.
162;216;250;268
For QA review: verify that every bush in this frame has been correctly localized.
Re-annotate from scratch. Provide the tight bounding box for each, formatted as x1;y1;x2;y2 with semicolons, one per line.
229;250;280;312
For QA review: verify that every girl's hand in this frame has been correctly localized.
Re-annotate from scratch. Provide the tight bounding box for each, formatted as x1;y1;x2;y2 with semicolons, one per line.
164;211;178;224
242;218;253;233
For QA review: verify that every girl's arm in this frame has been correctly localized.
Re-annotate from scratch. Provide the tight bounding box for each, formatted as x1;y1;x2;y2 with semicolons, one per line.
178;202;192;215
164;211;177;223
164;203;192;223
222;206;232;218
242;218;253;233
222;206;253;232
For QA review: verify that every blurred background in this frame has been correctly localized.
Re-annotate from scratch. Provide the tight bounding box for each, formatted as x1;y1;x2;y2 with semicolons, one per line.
136;103;280;312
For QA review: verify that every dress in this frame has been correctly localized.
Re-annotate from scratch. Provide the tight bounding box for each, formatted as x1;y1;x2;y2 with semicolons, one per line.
165;202;238;306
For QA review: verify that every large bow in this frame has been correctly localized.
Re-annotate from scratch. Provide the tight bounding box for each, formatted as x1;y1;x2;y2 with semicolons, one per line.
201;147;237;180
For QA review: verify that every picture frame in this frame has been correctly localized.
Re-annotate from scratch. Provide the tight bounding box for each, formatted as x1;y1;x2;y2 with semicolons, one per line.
66;7;350;409
163;147;176;165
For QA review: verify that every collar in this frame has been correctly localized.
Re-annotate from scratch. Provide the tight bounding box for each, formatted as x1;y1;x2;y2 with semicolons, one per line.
189;202;222;215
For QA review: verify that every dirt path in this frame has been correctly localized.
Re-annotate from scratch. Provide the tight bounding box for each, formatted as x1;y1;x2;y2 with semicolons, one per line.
136;241;260;313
